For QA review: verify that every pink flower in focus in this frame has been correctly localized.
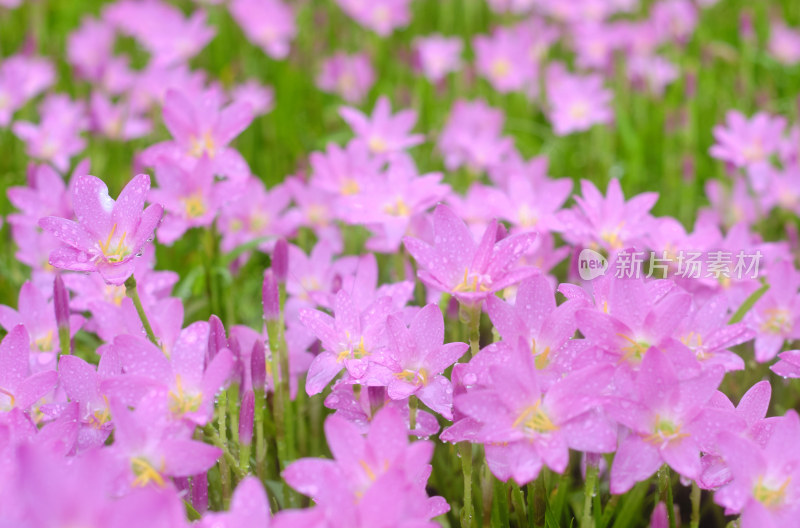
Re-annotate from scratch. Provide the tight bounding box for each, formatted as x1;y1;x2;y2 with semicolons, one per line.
403;204;537;307
39;174;164;285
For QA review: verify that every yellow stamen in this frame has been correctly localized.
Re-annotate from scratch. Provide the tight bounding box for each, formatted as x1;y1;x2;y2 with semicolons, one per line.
617;334;649;364
89;395;111;429
0;387;16;410
131;457;166;487
761;308;792;334
97;223;131;263
754;476;791;508
643;415;689;445
359;459;377;481
512;400;558;435
34;330;54;352
168;374;202;416
181;191;206;218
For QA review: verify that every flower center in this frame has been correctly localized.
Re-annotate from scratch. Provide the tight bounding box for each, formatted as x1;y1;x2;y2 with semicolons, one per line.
644;415;689;445
491;58;511;79
131;457;166;487
0;387;16;412
761;308;792;334
383;197;411;217
97;223;131;264
617;334;650;364
453;268;492;293
340;178;360;196
104;284;127;306
168;374;202;416
394;368;429;386
181;191;206;218
189;130;216;158
512;400;558;436
368;136;387;153
337;334;369;363
34;330;54;352
754;476;791;508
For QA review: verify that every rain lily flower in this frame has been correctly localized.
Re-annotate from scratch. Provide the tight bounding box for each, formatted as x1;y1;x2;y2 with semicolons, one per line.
66;16;116;82
198;477;272;527
546;69;613;136
282;407;448;525
438;99;515;172
710;111;787;169
450;341;617;485
769;21;800;65
298;289;395;395
284;240;358;315
138;88;254;181
229;0;296;60
0;325;59;415
149;157;227;244
107;332;233;425
606;348;739;493
89;92;152;140
317;52;375;103
487;276;590;384
339;96;424;157
0;53;55;127
379;304;468;418
108;389;222;488
217;178;295;253
0;281;84;370
12;94;87;172
104;0;215;66
557;178;658;252
334;0;412;36
40;174;163;285
231;80;274;116
746;260;800;362
59;354;118;450
714;411;800;526
308;140;382;212
404;204;537;307
414;34;463;82
474;26;534;93
650;0;698;44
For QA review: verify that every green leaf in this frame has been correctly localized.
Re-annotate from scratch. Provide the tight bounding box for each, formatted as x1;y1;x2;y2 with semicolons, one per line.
219;236;273;267
728;281;770;324
611;482;649;528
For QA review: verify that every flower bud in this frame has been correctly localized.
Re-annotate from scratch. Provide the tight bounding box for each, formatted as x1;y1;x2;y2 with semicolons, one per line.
262;269;280;322
272;239;288;284
239;390;255;446
251;340;266;390
53;274;70;332
208;315;227;362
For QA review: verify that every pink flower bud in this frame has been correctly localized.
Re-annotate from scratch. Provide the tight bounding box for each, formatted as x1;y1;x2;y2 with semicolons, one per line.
239;390;255;446
251;340;266;390
53;274;69;331
272;238;288;284
262;270;280;322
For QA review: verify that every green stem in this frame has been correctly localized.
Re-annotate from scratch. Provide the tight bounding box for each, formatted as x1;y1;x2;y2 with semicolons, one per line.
728;282;769;324
409;395;418;431
202;423;245;481
124;276;158;346
58;325;71;356
582;459;599;528
691;481;701;528
459;442;474;528
255;390;267;480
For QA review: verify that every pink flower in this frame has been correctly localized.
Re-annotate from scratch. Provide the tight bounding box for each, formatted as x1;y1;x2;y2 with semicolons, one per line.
334;0;412;36
317;52;375;103
229;0;296;60
67;16;116;82
89;92;152;140
39;174;164;285
104;0;215;66
12;94;87;172
556;178;658;252
0;325;58;415
438;99;514;172
0;52;55;127
714;411;800;527
339;96;424;157
414;34;463;82
606;348;739;493
231;80;274;116
746;260;800;362
546;69;613;136
449;341;617;485
199;477;272;527
217;178;295;253
298;289;395;395
769;21;800;65
710;111;787;169
281;407;448;526
379;304;468;419
139;88;254;181
474;27;534;93
403;204;537;307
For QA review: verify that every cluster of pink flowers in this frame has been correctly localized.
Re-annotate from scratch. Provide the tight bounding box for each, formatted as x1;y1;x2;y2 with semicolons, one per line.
2;0;800;526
